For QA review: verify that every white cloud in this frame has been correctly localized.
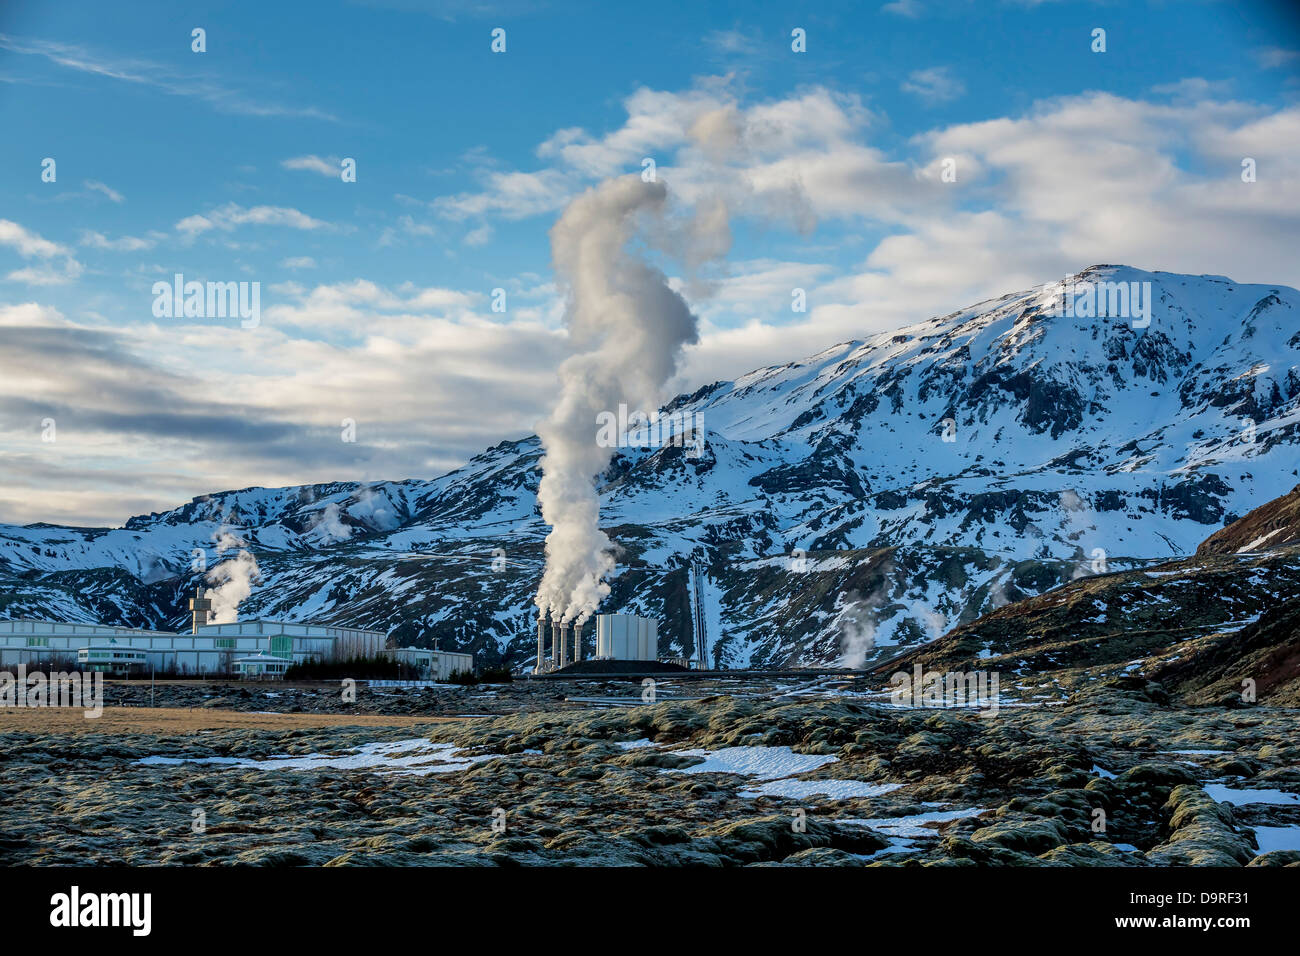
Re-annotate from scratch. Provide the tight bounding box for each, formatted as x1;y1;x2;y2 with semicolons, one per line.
882;0;923;18
176;203;333;236
280;256;317;269
1253;47;1300;70
79;230;155;251
706;29;762;56
6;78;1300;524
0;219;83;285
282;155;340;177
0;219;69;258
84;180;124;203
433;168;572;220
0;32;337;121
901;66;966;104
5;261;84;286
0;297;566;524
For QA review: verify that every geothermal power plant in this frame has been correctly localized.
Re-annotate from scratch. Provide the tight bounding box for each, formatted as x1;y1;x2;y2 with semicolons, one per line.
534;612;664;674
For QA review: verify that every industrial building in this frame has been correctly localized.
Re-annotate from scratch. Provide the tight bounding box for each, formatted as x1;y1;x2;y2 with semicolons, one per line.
383;646;475;680
0;588;471;678
0;617;388;675
534;611;659;673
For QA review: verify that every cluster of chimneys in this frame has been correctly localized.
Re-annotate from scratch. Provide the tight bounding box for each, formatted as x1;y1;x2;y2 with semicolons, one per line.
536;613;583;672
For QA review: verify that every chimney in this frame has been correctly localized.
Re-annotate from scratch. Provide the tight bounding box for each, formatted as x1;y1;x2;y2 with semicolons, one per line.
536;614;547;672
551;621;562;666
189;585;213;635
560;621;573;666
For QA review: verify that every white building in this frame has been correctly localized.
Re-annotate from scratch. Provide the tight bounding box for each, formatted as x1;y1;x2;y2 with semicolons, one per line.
383;646;475;680
234;653;293;680
78;644;149;674
0;617;390;676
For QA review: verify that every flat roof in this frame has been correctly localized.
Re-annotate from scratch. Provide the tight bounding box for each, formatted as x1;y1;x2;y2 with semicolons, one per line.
0;618;387;638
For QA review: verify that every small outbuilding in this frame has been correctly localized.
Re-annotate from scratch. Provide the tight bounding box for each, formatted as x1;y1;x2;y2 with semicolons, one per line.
233;653;293;680
77;644;148;675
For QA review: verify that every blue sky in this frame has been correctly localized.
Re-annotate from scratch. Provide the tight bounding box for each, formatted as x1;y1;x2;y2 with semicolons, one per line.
2;0;1299;526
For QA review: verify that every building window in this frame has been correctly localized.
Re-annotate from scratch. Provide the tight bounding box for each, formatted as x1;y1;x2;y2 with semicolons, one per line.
25;636;49;647
270;636;293;655
215;638;236;649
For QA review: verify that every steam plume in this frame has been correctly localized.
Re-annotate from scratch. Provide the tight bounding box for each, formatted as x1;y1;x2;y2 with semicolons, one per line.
206;530;261;623
535;175;725;625
836;587;884;669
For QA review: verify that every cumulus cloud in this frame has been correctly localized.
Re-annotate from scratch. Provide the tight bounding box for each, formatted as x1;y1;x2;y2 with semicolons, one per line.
5;78;1300;527
0;219;83;285
0;219;69;258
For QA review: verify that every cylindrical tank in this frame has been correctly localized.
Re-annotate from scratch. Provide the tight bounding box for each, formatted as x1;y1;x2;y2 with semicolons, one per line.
595;613;659;660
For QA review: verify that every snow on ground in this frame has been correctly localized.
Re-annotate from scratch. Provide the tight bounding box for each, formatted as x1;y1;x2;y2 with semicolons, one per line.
1252;825;1300;854
739;779;903;800
840;806;990;837
667;745;837;779
1237;528;1283;553
1204;784;1300;807
662;744;905;802
136;738;500;776
851;838;921;861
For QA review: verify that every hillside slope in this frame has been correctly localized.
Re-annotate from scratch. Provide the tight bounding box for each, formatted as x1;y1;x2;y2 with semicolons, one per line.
3;265;1298;669
902;482;1300;703
1198;483;1300;555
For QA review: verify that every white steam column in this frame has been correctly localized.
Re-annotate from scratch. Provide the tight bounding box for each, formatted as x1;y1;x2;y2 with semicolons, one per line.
532;176;724;643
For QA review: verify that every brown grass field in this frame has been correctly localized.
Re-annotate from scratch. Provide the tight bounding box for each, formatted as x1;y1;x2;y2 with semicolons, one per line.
0;705;466;734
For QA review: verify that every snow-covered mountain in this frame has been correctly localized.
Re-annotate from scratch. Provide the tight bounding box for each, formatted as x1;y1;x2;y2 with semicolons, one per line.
3;265;1298;668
